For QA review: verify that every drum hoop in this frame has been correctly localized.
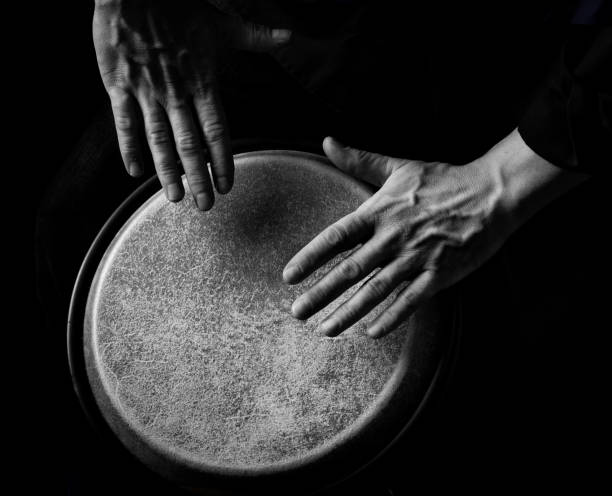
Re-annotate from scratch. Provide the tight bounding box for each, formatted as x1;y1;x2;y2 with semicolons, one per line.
67;149;462;494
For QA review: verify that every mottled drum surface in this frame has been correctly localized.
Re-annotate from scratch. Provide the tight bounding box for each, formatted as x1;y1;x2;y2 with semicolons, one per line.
84;152;420;473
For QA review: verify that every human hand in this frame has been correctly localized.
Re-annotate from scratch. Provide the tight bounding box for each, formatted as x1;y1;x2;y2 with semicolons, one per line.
93;0;291;209
283;131;587;338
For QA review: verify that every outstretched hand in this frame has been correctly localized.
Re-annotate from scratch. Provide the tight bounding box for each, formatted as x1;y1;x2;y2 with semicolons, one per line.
283;132;586;338
93;0;291;209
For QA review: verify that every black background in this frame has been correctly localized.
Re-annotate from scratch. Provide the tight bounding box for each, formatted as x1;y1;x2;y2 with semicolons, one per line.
29;2;609;495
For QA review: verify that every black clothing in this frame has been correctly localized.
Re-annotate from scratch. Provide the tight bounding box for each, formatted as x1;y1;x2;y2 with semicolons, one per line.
519;28;612;173
233;1;612;172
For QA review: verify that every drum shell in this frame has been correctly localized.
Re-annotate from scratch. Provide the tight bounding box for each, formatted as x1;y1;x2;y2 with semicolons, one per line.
68;150;461;495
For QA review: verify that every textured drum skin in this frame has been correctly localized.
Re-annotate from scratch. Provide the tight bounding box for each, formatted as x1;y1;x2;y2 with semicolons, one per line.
81;151;449;492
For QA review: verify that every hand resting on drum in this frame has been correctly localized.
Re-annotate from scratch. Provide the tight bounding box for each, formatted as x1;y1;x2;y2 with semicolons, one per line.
93;0;291;210
284;129;588;339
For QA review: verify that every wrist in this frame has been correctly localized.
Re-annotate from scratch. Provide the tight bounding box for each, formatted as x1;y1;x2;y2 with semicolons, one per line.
477;128;588;230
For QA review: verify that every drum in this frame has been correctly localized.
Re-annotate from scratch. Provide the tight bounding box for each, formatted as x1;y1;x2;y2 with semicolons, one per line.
68;150;460;494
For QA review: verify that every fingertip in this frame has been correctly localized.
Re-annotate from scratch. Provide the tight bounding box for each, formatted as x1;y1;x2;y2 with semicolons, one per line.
216;176;233;195
366;326;385;339
291;297;309;320
164;183;184;202
283;265;301;284
322;136;341;154
322;136;334;148
319;319;342;338
367;319;396;339
128;162;143;178
323;136;351;168
195;192;214;211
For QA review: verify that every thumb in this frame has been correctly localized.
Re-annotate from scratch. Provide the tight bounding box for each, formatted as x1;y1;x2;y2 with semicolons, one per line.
323;137;400;187
234;21;292;52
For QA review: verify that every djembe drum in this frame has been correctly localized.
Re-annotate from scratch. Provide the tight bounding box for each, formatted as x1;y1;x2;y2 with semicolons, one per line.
68;150;459;494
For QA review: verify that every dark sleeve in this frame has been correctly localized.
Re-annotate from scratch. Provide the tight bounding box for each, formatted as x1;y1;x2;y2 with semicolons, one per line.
518;27;612;174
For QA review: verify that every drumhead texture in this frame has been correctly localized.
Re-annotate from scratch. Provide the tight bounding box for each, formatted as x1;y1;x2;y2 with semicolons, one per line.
82;151;448;487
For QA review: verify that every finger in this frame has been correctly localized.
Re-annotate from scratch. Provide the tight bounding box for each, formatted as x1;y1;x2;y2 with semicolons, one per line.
233;21;292;52
139;96;184;202
108;87;144;177
193;85;234;194
323;137;403;187
291;233;394;320
283;212;372;285
166;100;214;210
159;52;213;208
319;257;413;337
367;270;438;339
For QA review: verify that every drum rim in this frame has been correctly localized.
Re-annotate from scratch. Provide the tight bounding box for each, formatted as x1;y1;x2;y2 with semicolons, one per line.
67;149;462;494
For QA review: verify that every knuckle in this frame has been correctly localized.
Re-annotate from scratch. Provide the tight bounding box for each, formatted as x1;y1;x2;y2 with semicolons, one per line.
165;82;183;100
167;96;189;111
325;224;348;246
399;288;418;305
367;275;390;299
156;167;179;181
193;84;214;101
117;137;139;156
175;131;201;154
355;198;377;217
337;257;363;280
385;226;405;245
307;287;323;305
354;149;371;167
147;125;171;147
108;86;129;104
102;71;122;88
202;120;225;143
114;114;137;133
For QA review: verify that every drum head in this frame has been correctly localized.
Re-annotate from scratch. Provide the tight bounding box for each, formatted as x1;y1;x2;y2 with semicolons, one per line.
69;150;458;494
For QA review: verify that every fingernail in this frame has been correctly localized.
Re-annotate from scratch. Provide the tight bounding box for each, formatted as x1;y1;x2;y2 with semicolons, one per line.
283;265;300;283
196;192;213;211
217;177;231;194
129;163;143;177
164;183;183;202
272;29;292;43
